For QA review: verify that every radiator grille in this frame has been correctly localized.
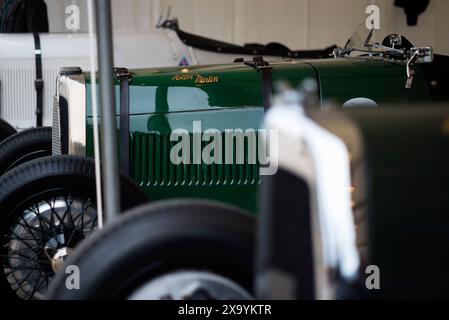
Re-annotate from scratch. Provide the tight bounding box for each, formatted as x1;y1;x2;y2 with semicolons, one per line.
52;95;61;155
0;65;63;129
131;132;260;187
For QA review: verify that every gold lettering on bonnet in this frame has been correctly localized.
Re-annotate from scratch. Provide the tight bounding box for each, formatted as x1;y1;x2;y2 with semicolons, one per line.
171;74;194;81
171;73;219;84
195;75;219;84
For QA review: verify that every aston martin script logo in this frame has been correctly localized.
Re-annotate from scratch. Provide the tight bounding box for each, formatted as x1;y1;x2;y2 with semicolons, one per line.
172;73;219;84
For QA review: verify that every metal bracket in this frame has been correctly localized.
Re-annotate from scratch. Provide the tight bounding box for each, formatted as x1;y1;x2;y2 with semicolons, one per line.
114;67;132;79
244;56;272;71
244;57;273;110
405;47;434;89
114;67;133;176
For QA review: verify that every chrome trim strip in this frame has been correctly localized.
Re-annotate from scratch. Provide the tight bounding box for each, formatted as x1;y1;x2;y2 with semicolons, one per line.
57;73;86;156
262;94;361;299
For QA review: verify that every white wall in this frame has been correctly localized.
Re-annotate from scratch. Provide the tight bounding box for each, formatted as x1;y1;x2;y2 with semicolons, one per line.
45;0;449;55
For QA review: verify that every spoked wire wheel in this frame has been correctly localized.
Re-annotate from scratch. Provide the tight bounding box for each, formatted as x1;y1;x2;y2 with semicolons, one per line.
0;155;148;300
3;194;97;300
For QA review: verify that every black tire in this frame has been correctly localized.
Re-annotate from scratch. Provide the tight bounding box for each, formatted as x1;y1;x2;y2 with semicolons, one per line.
0;119;17;143
0;155;148;300
0;127;51;176
48;200;255;300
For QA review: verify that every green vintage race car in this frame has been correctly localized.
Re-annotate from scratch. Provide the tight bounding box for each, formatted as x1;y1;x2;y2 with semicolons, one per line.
46;88;449;300
0;28;448;299
60;33;444;214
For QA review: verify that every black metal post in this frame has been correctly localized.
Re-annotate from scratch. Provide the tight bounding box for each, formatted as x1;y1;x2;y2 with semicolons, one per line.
95;0;121;221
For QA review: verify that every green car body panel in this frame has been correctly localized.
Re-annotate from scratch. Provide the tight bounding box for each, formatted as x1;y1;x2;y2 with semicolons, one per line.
81;58;431;213
345;107;449;298
314;58;430;104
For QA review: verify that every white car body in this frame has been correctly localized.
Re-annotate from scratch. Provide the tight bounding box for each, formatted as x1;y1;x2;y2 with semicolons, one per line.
0;29;278;129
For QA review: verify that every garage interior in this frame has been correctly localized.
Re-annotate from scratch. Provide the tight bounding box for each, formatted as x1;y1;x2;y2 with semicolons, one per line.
45;0;449;55
0;0;448;303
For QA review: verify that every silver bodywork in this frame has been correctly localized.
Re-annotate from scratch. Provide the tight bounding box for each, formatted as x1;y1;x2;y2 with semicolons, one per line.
259;91;361;299
53;72;86;156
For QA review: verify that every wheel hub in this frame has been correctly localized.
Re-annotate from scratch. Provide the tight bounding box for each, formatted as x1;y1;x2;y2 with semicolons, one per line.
48;247;74;273
4;195;97;300
128;271;252;300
